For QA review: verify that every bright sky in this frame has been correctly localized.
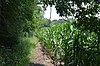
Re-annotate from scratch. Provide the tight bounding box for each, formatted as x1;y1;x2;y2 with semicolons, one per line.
42;5;100;20
43;5;62;20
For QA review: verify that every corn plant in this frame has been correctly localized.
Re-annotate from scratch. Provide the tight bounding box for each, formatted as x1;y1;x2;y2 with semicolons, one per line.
36;20;100;66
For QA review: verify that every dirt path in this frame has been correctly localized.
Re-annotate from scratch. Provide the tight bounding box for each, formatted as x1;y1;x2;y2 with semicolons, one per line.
29;42;55;66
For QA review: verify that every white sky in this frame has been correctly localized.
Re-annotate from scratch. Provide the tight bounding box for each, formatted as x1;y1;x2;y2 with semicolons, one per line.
42;5;100;20
43;5;62;20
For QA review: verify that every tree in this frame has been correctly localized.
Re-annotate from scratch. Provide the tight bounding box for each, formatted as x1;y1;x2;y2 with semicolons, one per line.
40;0;100;32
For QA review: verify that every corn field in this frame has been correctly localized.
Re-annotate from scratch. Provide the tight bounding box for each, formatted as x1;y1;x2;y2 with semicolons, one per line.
36;20;100;66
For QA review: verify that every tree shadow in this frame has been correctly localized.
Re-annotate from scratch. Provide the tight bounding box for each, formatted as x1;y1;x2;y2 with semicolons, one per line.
29;63;45;66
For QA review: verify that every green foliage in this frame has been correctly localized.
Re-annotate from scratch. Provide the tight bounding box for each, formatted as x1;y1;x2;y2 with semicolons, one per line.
36;20;100;66
39;18;49;27
40;0;100;33
0;0;39;66
0;37;35;66
74;16;100;33
40;0;100;16
50;19;67;26
34;17;49;29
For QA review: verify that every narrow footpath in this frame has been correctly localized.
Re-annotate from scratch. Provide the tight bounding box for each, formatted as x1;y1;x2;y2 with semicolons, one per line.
29;41;55;66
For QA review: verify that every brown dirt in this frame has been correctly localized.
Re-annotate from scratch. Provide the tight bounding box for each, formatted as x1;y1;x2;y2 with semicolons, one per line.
29;42;55;66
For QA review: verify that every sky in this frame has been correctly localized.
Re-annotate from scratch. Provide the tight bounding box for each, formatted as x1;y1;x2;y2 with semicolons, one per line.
43;5;100;20
43;5;62;20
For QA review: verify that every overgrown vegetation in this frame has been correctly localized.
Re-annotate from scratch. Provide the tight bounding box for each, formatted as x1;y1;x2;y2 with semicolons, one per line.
0;0;40;66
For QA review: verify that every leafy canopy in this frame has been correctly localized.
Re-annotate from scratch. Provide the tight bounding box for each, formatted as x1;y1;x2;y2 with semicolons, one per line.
40;0;100;33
